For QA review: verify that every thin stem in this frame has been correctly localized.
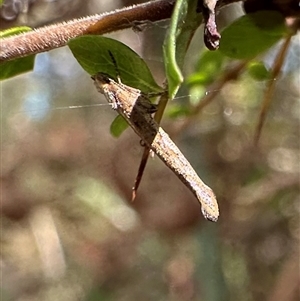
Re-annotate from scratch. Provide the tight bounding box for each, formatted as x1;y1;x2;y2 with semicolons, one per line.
254;34;292;145
131;91;169;201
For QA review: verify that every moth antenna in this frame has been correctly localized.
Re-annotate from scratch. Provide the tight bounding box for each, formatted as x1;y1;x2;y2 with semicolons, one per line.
108;50;122;84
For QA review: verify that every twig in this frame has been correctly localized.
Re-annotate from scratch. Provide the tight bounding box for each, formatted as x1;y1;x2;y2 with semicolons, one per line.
132;90;169;201
254;34;293;145
0;0;176;62
198;0;221;50
0;0;241;63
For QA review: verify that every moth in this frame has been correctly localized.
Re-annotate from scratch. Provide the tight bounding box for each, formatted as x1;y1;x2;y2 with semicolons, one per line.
92;72;219;222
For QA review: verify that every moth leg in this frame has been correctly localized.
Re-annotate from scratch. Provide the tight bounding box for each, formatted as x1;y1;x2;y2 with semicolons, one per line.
137;95;158;114
146;91;165;98
145;103;158;114
107;91;121;110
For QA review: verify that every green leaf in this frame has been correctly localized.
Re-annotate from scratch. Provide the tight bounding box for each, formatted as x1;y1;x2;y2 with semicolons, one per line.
0;0;4;7
110;115;129;137
247;61;272;81
0;56;35;80
0;26;35;80
219;11;288;59
186;50;225;86
167;104;191;118
68;36;162;93
0;26;31;38
163;0;202;99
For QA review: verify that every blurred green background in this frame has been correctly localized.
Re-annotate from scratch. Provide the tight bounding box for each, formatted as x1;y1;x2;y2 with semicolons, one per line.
1;1;299;301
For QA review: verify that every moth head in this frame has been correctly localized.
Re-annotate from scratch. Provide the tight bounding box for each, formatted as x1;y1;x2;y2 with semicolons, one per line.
92;72;111;83
92;72;112;94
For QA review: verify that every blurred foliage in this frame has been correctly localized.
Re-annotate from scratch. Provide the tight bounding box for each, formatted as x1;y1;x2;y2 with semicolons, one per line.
219;11;288;59
246;61;272;81
1;1;299;301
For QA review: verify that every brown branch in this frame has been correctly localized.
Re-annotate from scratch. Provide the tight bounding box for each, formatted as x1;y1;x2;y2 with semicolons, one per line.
0;0;241;63
0;0;176;62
